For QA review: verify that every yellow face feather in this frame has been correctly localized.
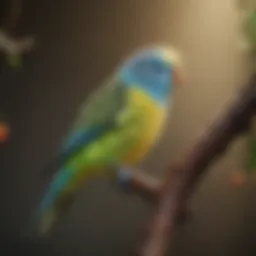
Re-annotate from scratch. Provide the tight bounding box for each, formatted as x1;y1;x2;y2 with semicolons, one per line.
122;45;184;88
158;46;185;86
159;46;182;67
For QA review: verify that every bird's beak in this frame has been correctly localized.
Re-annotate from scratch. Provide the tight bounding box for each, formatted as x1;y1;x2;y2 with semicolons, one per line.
173;68;185;86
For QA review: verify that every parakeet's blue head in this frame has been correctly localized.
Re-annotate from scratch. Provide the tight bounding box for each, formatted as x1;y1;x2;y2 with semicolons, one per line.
119;46;182;104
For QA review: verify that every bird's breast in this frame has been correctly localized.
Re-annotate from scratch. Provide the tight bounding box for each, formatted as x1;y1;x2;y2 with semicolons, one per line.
122;87;168;164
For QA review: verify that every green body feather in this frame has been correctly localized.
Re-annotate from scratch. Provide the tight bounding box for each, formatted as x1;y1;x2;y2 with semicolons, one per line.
36;78;150;235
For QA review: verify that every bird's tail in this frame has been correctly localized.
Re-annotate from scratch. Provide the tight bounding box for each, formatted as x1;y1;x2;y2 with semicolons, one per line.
21;168;75;238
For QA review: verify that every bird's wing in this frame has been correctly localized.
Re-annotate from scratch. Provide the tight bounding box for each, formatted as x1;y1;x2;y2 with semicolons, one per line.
25;77;128;236
59;76;127;162
41;76;127;178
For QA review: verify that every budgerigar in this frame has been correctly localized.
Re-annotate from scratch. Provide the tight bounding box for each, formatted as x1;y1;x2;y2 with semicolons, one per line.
25;46;183;236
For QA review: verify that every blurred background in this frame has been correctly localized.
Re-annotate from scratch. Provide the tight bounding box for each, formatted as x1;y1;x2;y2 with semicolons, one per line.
0;0;255;255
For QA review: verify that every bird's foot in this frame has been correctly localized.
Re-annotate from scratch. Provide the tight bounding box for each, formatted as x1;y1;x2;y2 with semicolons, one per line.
116;168;162;200
116;168;133;192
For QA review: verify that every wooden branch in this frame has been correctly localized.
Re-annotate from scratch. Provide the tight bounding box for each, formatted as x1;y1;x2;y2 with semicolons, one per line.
0;0;34;63
127;170;163;200
134;75;256;256
0;29;34;55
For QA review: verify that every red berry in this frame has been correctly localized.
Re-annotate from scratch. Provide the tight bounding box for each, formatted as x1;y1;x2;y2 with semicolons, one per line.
0;123;9;142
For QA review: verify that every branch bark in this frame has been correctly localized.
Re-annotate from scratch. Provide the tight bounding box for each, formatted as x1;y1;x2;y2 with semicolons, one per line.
134;75;256;256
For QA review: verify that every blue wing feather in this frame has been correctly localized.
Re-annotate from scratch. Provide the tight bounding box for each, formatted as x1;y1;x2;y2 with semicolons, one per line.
40;123;114;214
60;122;114;161
38;167;73;216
